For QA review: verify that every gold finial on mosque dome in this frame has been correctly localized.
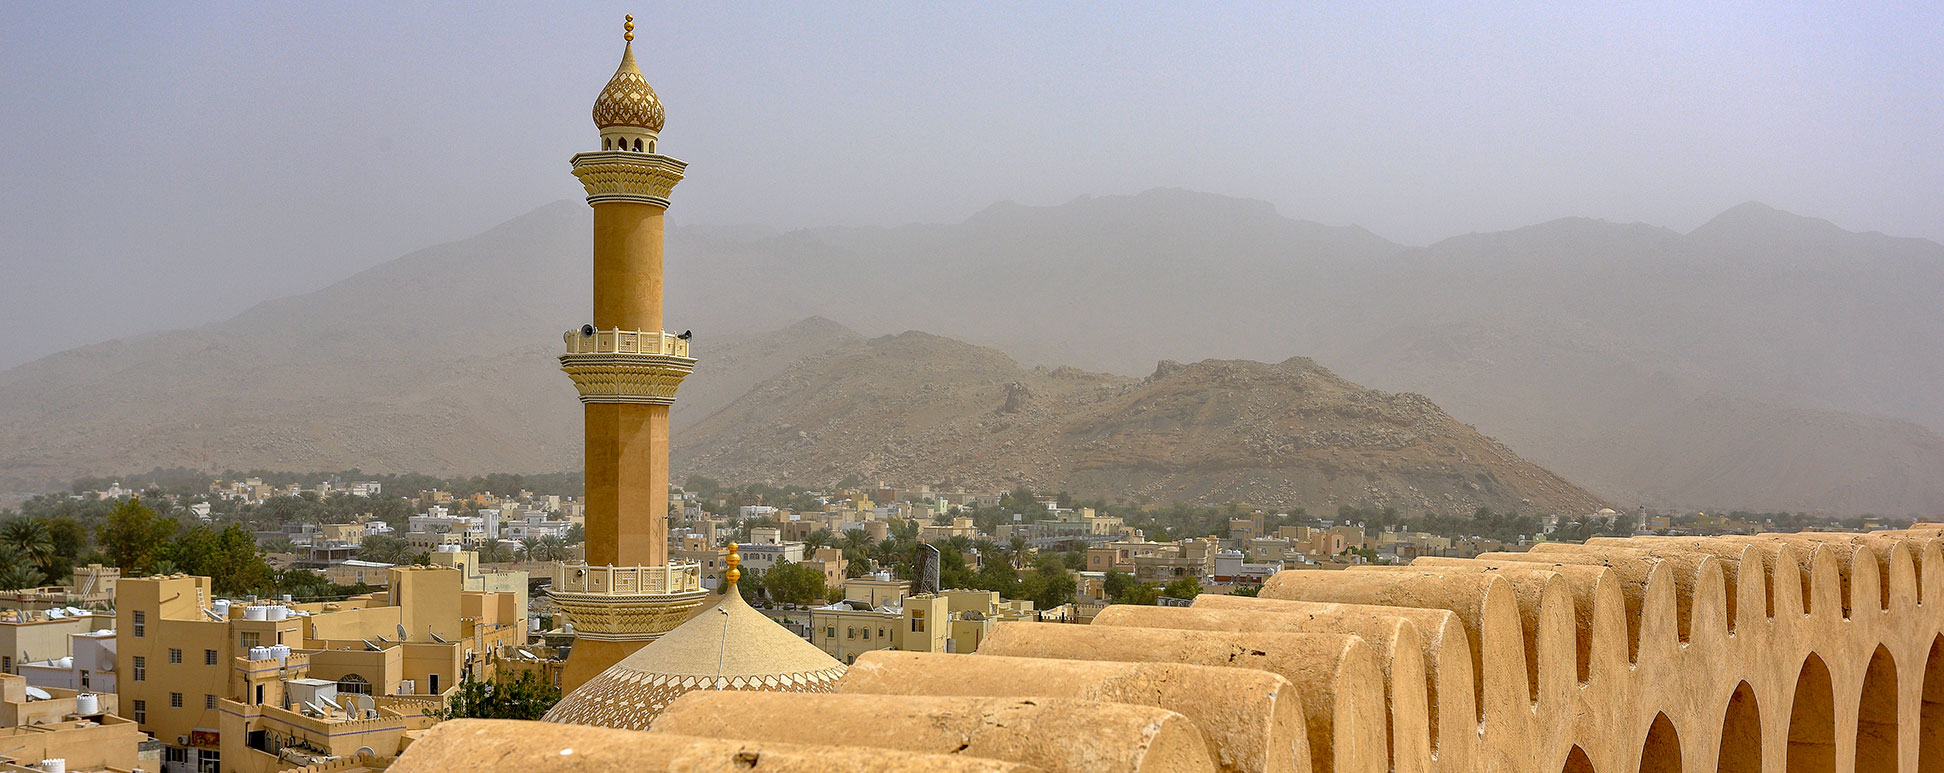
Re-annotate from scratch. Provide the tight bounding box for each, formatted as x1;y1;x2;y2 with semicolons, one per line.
624;14;634;42
724;542;741;587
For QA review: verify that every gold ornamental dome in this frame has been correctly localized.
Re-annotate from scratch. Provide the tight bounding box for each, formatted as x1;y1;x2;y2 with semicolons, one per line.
593;37;665;133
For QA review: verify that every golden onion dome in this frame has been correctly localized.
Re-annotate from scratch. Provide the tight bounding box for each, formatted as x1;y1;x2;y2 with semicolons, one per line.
592;30;665;133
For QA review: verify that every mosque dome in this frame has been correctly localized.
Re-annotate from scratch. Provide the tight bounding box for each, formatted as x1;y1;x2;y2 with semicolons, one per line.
541;547;846;729
592;40;665;133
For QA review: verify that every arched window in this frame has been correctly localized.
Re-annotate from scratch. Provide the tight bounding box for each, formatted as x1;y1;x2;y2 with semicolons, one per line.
648;140;656;153
633;138;643;152
603;138;611;150
337;673;370;695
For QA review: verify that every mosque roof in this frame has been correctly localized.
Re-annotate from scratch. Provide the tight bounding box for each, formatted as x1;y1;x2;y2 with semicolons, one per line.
542;587;845;730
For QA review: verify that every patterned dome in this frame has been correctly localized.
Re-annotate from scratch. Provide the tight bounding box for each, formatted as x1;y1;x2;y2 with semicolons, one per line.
541;590;846;730
592;42;665;132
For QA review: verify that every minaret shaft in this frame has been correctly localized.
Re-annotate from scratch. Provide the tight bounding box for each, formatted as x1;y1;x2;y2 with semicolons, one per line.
583;402;669;567
592;202;665;333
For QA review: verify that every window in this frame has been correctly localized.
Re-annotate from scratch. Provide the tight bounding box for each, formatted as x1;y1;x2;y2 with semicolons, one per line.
206;694;217;710
132;610;145;637
170;692;183;708
169;648;183;664
241;632;259;649
197;749;220;773
165;747;186;765
133;656;146;681
429;674;439;693
80;670;90;689
337;674;370;695
206;649;219;666
825;627;836;639
1;655;10;673
910;611;926;633
132;699;146;723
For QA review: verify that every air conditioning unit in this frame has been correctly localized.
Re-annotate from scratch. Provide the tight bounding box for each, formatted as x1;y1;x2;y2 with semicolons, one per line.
176;736;188;746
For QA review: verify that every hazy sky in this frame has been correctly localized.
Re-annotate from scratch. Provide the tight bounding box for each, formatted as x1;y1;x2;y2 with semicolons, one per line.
2;2;1939;369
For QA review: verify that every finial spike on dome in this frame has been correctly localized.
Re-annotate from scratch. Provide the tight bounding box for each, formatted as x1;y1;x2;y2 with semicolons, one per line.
624;14;635;42
724;543;740;588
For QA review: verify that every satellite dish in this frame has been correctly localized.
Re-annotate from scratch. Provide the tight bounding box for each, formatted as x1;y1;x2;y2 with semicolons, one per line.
396;624;409;641
579;324;595;337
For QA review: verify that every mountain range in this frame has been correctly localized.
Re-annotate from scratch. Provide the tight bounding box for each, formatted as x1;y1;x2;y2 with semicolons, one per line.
2;190;1939;514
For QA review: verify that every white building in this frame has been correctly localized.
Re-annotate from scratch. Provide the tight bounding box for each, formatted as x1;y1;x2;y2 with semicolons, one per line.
18;628;116;693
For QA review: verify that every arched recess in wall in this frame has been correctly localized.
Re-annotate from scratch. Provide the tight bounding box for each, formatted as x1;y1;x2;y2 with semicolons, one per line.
1787;653;1837;773
1718;681;1762;773
1923;636;1944;770
1855;645;1898;773
1912;637;1944;769
1640;712;1682;773
1561;745;1595;773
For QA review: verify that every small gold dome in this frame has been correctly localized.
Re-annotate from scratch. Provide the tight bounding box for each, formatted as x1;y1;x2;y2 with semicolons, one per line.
592;41;665;133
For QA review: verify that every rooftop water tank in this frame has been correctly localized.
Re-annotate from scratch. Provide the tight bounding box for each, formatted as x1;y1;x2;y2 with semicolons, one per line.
270;644;291;664
266;605;289;621
213;600;232;617
73;693;99;715
39;759;64;773
248;646;274;661
244;605;270;621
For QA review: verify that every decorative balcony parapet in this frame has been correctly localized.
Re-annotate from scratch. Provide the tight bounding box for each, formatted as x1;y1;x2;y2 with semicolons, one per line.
559;327;695;405
551;561;706;642
570;152;686;207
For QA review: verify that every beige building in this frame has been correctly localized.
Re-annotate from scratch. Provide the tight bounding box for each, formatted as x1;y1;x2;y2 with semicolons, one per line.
810;579;1035;664
0;608;109;677
0;673;141;772
116;567;522;772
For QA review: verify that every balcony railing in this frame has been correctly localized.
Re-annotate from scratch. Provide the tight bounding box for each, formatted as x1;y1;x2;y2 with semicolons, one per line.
563;327;691;358
553;561;703;595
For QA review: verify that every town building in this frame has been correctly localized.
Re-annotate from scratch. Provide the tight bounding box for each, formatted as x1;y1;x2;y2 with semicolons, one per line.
16;628;116;694
115;566;521;771
0;673;142;772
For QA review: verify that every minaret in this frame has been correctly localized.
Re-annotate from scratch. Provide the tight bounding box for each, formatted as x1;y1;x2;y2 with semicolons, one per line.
552;15;706;692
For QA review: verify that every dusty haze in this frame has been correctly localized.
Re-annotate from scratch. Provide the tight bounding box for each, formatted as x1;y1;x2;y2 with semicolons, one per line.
3;3;1941;368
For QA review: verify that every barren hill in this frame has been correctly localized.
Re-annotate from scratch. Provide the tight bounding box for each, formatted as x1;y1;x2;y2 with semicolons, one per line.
3;191;1942;514
675;331;1607;515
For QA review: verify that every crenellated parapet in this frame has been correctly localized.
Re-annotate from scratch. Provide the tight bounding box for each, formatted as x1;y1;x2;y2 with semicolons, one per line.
401;525;1944;772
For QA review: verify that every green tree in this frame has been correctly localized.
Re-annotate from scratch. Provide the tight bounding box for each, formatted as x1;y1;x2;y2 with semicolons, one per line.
431;670;561;720
476;539;516;564
358;534;414;564
96;498;178;574
1018;557;1076;609
762;560;830;606
0;544;45;590
1163;576;1202;600
1;518;55;575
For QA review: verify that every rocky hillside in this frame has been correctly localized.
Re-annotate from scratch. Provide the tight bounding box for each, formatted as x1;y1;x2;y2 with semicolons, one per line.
4;191;1942;513
676;331;1606;515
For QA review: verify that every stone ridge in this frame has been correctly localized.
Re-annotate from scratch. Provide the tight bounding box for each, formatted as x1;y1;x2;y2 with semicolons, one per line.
394;525;1944;772
677;333;1608;515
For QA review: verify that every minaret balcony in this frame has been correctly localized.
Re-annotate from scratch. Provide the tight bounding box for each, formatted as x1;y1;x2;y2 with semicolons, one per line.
550;561;707;642
559;327;696;405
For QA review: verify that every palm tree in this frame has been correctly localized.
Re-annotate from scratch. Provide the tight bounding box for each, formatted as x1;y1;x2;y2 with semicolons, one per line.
532;535;570;562
518;537;542;562
0;544;44;590
1010;536;1030;569
476;539;515;564
0;518;54;572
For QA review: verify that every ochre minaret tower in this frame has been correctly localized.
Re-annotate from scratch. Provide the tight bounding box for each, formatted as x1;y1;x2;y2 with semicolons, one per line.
552;15;706;692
